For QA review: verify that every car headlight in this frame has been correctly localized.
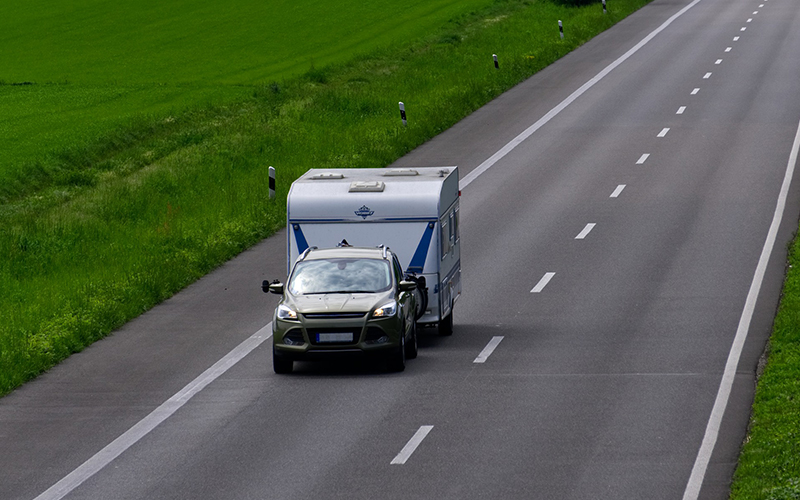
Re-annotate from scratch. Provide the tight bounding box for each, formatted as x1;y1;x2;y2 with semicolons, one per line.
372;300;397;318
277;304;298;320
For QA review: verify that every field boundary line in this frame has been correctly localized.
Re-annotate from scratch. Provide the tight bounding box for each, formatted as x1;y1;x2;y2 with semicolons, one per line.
32;323;273;500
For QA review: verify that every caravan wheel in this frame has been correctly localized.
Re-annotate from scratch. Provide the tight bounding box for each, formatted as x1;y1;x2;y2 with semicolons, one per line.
438;311;453;336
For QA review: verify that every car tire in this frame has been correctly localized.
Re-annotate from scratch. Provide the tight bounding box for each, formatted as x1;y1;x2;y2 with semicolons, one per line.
388;333;406;372
405;321;418;360
438;311;453;336
273;347;293;374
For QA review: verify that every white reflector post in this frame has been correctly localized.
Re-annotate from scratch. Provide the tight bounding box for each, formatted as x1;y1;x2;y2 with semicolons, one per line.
399;101;407;127
268;166;275;199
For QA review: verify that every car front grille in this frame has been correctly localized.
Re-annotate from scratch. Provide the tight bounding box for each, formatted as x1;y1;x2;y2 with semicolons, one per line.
302;312;367;319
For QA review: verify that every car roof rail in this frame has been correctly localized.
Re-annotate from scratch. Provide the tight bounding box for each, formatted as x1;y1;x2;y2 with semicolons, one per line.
299;246;317;261
376;244;389;259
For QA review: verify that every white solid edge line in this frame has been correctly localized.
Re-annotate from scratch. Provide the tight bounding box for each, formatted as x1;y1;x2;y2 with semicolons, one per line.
391;426;434;465
33;323;274;500
531;272;556;293
474;336;505;363
682;117;800;500
458;0;706;191
610;184;626;198
575;223;597;240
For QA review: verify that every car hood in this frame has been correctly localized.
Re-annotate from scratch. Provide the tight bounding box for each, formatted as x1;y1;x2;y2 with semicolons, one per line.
287;291;392;314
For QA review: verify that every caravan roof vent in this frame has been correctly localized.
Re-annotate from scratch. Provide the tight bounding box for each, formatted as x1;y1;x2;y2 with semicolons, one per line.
384;168;419;177
349;181;385;192
311;172;344;180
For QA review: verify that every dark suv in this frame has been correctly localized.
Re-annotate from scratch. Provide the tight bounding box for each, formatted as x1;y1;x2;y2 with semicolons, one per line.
264;246;418;373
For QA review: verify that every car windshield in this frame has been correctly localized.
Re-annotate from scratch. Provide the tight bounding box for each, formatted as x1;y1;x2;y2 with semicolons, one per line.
288;258;392;295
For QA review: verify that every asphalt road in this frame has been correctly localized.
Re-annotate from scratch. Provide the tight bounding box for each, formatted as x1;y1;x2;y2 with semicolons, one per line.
2;0;800;498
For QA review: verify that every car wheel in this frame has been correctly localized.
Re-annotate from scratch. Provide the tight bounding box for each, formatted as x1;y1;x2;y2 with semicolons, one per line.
388;332;406;372
405;320;418;359
273;346;293;374
438;311;453;336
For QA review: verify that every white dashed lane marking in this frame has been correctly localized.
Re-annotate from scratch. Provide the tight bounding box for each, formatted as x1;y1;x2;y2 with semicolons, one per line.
637;153;650;164
658;128;670;138
391;426;434;465
575;223;597;240
531;272;556;293
677;106;686;114
474;336;504;363
704;72;712;79
692;88;700;95
610;185;626;198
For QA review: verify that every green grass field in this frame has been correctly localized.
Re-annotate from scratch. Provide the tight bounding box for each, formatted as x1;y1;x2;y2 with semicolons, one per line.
0;0;655;395
0;0;495;202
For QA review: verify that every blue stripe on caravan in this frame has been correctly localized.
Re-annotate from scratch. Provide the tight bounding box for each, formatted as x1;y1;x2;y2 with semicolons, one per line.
293;224;309;254
407;223;435;273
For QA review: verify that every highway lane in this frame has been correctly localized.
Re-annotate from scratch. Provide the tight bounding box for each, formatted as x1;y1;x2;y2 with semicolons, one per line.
2;0;800;498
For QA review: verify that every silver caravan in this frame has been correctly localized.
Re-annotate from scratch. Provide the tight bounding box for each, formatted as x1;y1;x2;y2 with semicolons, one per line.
285;167;461;333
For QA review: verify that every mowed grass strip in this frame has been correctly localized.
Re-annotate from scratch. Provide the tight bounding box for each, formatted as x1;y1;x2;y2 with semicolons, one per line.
730;225;800;499
0;0;496;202
0;0;654;395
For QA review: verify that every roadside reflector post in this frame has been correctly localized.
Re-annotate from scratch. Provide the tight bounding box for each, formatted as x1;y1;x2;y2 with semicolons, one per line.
602;0;607;13
268;166;275;199
493;54;499;69
399;102;407;127
559;20;564;39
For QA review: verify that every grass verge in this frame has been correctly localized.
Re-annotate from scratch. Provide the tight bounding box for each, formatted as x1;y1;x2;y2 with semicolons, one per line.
0;0;496;202
730;225;800;499
0;0;653;396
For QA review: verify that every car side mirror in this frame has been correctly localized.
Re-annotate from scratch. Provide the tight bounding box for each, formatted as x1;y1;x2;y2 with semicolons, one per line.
263;280;284;294
399;280;417;292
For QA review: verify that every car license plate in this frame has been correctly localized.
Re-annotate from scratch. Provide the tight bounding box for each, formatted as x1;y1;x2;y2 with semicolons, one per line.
317;332;353;343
